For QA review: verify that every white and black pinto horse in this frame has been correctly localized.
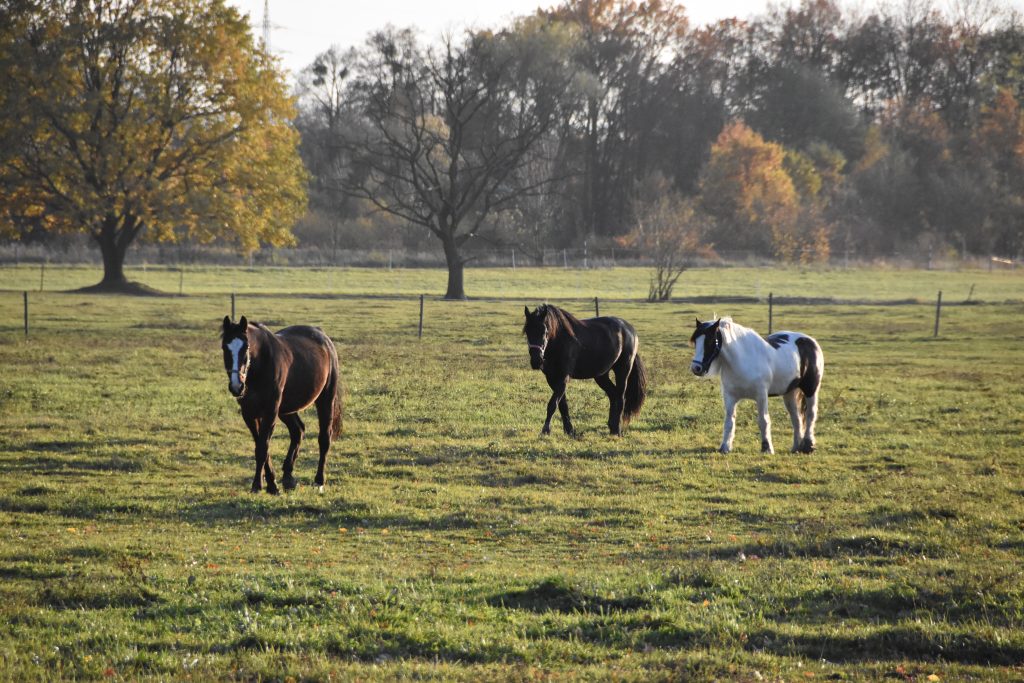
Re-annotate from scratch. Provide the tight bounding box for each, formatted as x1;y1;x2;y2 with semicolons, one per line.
689;317;823;454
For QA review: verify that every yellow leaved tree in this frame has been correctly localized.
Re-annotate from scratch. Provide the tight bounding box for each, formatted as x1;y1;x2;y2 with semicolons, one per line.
0;0;307;292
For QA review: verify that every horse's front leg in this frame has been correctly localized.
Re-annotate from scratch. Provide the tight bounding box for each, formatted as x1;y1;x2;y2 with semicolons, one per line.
557;394;575;436
756;390;774;454
254;415;279;494
542;375;572;436
242;414;262;492
719;394;738;454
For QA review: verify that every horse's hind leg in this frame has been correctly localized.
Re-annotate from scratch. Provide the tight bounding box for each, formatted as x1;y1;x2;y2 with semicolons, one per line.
313;382;337;488
756;390;774;454
594;373;623;436
280;413;305;491
800;392;819;453
783;390;804;453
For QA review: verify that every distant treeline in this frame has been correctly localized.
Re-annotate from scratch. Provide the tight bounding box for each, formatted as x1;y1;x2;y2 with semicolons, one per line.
294;0;1024;268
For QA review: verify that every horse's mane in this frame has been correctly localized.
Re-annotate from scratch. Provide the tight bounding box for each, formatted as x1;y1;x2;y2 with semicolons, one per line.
719;317;761;347
221;320;271;342
544;304;582;339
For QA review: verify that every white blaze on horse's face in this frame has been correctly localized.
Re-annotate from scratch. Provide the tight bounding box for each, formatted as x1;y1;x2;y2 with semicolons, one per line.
691;334;707;375
689;320;722;376
226;337;248;396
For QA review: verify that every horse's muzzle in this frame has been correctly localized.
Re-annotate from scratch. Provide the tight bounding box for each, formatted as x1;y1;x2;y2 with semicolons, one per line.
529;353;544;371
691;362;706;376
228;373;246;397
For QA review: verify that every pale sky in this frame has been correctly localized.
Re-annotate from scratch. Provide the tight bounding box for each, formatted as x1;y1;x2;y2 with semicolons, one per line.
227;0;776;79
228;0;1024;81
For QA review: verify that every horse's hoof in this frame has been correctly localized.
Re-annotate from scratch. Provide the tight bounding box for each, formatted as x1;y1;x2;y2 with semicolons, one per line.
317;486;325;494
718;446;730;455
250;486;261;494
266;485;280;495
283;477;297;491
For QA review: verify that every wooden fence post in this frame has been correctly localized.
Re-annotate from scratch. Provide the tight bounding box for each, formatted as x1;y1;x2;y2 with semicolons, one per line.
231;293;236;321
768;292;774;335
934;291;942;337
418;294;424;339
594;296;600;317
23;291;28;337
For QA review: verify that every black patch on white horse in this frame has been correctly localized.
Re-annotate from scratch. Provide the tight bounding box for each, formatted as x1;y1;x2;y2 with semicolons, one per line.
766;333;789;349
796;337;821;397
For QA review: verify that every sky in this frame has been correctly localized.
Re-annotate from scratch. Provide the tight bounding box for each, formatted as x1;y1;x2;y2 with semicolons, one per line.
227;0;775;79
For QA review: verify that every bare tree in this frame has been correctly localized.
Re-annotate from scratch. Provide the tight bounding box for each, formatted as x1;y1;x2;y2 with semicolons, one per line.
622;174;703;302
340;22;576;299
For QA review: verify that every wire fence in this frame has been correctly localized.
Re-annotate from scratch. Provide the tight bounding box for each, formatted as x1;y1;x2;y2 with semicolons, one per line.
0;240;1017;271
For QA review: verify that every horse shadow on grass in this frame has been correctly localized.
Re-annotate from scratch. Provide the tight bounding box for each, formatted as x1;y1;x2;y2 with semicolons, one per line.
486;577;650;614
176;496;484;534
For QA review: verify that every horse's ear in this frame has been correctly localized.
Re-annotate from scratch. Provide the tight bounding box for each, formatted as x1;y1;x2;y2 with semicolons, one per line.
694;317;702;327
222;315;231;330
239;315;248;329
524;306;531;317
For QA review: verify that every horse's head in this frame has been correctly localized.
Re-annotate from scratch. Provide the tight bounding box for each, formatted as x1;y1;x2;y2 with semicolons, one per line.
221;315;251;397
523;305;550;370
689;318;722;376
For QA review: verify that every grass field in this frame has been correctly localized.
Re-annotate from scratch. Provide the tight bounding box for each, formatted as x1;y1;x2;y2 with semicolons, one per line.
0;264;1022;681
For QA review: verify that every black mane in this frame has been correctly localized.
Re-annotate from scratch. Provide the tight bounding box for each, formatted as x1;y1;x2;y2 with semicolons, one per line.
542;304;582;339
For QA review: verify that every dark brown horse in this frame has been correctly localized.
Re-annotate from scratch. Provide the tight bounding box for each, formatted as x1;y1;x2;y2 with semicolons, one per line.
523;304;647;436
221;316;343;494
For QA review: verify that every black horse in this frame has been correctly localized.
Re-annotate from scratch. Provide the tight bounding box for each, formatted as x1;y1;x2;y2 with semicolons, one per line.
221;316;343;494
523;304;647;436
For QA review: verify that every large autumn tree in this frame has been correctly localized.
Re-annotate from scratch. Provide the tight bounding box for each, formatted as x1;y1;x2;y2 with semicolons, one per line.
0;0;306;292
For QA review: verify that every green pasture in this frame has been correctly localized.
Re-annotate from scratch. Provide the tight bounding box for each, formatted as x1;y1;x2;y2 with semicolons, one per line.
2;261;1021;302
0;265;1022;681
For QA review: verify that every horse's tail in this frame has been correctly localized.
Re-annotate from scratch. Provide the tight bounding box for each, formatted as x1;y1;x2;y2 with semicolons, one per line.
330;375;345;439
622;353;648;425
327;343;345;439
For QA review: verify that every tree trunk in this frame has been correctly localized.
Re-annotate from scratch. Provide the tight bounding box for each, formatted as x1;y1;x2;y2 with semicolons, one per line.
441;235;467;300
78;215;158;294
97;233;129;288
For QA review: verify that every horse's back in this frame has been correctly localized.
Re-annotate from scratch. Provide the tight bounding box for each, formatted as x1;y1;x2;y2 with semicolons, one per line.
278;324;334;347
